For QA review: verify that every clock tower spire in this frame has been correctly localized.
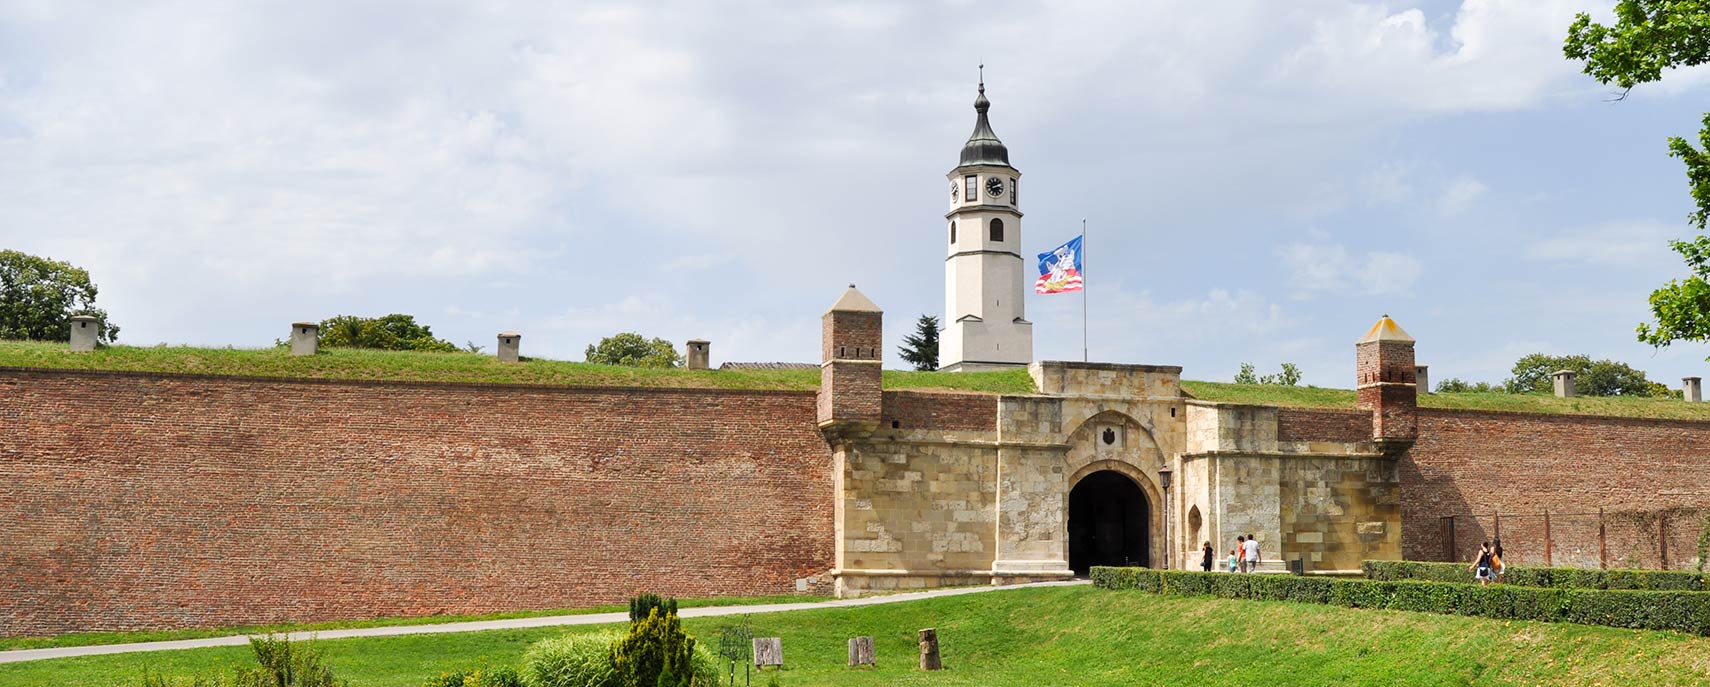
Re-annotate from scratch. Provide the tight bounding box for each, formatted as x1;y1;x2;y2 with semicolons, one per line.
941;75;1032;372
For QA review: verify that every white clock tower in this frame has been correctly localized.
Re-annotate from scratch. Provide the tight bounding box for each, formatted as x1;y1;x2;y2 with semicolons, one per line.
941;78;1032;371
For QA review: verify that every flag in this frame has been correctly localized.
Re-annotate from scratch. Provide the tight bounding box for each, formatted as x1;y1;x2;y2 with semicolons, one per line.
1035;235;1083;294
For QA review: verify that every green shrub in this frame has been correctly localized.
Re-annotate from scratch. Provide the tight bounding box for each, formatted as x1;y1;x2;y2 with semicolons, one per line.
1362;560;1707;591
629;593;678;625
523;631;622;687
613;608;700;687
1098;567;1709;635
137;636;347;687
420;666;523;687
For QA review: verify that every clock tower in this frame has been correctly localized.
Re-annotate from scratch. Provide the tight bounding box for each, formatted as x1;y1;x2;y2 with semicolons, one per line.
941;77;1032;371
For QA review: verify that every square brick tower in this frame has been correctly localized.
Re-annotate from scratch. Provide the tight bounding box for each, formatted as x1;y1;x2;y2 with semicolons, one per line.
1356;315;1417;445
818;285;884;427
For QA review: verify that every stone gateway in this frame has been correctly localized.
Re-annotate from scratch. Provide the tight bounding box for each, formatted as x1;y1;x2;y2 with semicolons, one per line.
0;83;1706;636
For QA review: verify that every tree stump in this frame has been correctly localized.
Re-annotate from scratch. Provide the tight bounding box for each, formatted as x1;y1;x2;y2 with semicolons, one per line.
918;628;941;671
847;636;875;666
752;637;783;669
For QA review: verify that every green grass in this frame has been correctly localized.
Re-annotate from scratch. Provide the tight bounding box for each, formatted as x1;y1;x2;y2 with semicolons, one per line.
5;340;1706;419
0;595;827;653
1183;380;1710;421
4;585;1708;686
0;340;1036;395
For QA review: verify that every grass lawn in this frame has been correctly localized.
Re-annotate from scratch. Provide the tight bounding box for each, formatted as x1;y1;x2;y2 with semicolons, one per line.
4;585;1706;687
0;595;826;652
5;340;1707;420
1182;379;1710;421
0;340;1037;395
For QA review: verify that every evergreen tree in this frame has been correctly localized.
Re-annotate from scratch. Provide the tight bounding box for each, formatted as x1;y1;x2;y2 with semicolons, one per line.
898;315;940;371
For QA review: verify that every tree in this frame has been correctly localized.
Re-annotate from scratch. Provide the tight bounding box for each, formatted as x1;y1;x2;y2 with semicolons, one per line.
0;250;119;343
585;332;681;368
1234;362;1300;386
1504;352;1671;397
1566;3;1710;358
898;315;940;371
1435;378;1502;394
317;314;457;352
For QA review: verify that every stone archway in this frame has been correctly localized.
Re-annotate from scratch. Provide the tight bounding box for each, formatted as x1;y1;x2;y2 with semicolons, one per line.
1067;469;1151;575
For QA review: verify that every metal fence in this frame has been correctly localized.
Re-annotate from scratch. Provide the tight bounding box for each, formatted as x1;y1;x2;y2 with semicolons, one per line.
1434;507;1710;571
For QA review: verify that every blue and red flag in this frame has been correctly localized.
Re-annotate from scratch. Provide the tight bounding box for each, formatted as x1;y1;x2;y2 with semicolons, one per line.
1035;235;1083;294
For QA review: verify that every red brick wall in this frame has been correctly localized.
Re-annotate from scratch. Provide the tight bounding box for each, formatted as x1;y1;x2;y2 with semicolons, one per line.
1275;408;1370;443
0;368;833;637
1400;408;1710;569
881;391;997;432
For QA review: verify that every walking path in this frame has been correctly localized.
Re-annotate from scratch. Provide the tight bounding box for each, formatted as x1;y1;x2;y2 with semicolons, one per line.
0;580;1088;664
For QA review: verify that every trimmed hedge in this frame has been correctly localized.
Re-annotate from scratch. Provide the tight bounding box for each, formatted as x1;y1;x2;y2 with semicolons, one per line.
1362;560;1708;591
1091;566;1710;636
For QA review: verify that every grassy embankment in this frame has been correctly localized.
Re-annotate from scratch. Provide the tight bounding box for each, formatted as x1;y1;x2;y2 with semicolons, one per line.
0;595;826;653
5;340;1708;419
3;585;1707;687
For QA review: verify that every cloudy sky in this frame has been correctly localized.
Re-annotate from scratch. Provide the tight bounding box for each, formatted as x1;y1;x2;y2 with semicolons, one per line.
2;0;1707;387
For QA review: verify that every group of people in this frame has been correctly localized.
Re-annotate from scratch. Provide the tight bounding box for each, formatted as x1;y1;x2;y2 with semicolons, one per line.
1198;535;1262;573
1471;538;1506;585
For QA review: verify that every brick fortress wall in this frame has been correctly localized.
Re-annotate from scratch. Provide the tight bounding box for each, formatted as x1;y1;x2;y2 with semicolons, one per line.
1399;409;1710;569
0;369;833;637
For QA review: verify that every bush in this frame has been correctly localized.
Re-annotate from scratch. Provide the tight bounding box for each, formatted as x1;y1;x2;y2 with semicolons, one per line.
420;666;523;687
523;631;623;687
629;593;679;624
1362;560;1707;591
613;608;698;687
137;635;347;687
1094;567;1710;635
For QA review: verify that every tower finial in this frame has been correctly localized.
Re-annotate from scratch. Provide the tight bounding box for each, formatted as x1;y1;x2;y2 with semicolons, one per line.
978;62;984;94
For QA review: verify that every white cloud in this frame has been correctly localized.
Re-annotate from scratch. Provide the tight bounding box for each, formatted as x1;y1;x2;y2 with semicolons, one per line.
1279;234;1424;298
1438;175;1489;215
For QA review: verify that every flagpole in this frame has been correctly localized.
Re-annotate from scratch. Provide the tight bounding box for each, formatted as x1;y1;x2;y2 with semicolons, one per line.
1081;217;1088;363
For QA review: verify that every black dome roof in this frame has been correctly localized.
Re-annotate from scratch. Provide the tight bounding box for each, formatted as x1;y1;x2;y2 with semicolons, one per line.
959;84;1010;167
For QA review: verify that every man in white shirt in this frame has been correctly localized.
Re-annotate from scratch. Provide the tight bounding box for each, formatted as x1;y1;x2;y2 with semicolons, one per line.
1241;535;1260;573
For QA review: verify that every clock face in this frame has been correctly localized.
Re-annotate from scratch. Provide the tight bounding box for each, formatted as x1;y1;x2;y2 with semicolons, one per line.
950;181;960;201
986;176;1005;198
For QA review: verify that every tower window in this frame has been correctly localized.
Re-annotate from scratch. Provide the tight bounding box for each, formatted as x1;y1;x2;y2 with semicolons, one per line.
1011;178;1018;205
950;221;957;244
990;218;1004;242
964;175;977;202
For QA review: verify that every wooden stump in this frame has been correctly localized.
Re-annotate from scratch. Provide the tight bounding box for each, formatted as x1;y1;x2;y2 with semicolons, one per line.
847;636;875;666
918;628;941;671
752;637;783;669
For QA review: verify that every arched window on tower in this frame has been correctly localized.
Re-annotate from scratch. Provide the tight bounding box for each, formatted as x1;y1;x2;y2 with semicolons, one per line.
990;218;1004;242
950;221;957;244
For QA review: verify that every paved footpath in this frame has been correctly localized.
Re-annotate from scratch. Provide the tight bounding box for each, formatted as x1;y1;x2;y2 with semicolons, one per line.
0;580;1088;665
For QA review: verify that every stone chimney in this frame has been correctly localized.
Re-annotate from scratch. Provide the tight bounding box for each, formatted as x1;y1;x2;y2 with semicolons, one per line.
1415;365;1430;395
1552;370;1577;398
497;331;521;363
686;339;710;370
1684;376;1702;403
818;284;883;428
68;315;99;352
1355;315;1417;444
290;322;319;356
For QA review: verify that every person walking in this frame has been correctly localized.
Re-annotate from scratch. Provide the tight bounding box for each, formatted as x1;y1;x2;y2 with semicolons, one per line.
1200;542;1214;572
1491;538;1505;583
1469;542;1494;586
1242;534;1261;573
1235;536;1246;573
1227;548;1238;573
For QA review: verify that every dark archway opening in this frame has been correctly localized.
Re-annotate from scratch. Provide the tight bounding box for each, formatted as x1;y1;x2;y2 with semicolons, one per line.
1067;470;1150;575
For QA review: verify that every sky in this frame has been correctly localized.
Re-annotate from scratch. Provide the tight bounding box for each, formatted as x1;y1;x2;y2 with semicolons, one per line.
2;0;1708;388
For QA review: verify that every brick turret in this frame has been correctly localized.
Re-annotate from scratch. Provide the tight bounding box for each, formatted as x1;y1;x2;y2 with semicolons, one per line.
818;284;883;427
1356;315;1417;445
